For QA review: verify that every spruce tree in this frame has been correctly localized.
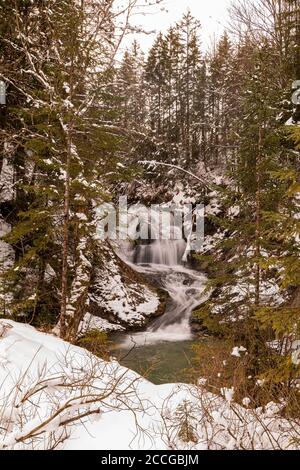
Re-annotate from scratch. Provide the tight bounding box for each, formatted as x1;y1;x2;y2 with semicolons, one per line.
0;0;124;340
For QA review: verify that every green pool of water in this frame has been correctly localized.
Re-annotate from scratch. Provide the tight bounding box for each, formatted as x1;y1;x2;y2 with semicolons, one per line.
113;340;196;385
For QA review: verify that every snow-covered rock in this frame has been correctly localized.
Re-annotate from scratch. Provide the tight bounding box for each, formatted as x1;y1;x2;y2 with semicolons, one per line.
88;243;162;331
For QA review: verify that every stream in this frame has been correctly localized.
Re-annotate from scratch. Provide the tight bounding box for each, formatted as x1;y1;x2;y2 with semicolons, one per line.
112;238;208;384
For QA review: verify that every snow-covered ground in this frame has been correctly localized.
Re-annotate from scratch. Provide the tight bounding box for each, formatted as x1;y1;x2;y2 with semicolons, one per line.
1;320;300;450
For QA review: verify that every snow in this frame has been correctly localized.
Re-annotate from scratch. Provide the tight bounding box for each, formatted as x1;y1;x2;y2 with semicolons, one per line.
0;320;163;449
75;212;88;222
102;273;160;323
63;82;70;94
231;346;247;358
0;217;12;239
221;387;235;403
79;312;125;334
205;198;221;216
228;205;240;218
256;379;266;387
228;275;285;308
1;320;300;450
92;263;159;325
0;157;14;203
242;397;251;407
173;189;196;205
198;230;225;254
292;349;300;366
213;265;286;321
89;245;161;329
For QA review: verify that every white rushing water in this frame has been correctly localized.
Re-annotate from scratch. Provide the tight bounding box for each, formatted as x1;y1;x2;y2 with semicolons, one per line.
134;239;186;266
119;238;207;347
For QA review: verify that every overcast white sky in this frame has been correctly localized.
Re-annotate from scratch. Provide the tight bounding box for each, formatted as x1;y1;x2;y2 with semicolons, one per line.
123;0;232;53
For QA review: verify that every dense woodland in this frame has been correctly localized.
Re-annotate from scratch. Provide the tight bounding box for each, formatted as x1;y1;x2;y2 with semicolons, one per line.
1;0;300;417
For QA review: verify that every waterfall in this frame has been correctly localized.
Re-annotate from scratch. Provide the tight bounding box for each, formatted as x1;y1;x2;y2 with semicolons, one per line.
134;239;186;266
147;265;206;336
117;235;207;347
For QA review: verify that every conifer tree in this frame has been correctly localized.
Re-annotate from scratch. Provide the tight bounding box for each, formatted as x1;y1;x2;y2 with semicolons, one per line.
117;41;147;133
0;0;131;340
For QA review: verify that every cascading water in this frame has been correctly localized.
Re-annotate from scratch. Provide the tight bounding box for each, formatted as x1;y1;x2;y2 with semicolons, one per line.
134;239;186;266
118;236;207;347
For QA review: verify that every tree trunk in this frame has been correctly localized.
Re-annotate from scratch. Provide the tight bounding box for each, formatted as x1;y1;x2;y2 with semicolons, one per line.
255;126;262;307
60;128;72;339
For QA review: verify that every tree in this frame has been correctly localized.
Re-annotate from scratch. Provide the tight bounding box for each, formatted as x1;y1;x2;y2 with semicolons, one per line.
194;1;300;400
117;41;147;133
0;0;151;340
142;11;204;169
176;10;202;166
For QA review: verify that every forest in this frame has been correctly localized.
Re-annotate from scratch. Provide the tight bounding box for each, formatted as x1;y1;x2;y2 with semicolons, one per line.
0;0;300;452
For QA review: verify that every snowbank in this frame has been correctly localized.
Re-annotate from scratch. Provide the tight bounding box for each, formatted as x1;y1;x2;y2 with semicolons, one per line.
0;320;180;450
0;320;300;450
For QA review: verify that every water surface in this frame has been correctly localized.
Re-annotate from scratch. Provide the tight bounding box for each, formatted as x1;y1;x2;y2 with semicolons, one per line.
114;340;196;385
113;235;207;384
